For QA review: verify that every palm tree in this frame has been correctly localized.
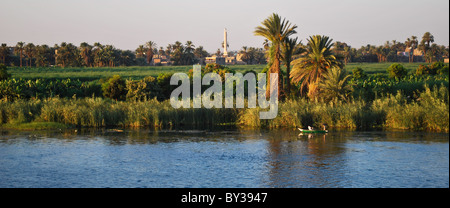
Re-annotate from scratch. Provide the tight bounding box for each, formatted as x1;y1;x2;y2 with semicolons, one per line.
159;47;166;56
145;41;156;65
239;46;250;63
290;35;343;99
254;13;297;100
317;67;353;102
343;46;351;65
420;32;434;63
14;42;25;67
24;43;35;67
171;41;185;65
136;45;145;59
93;42;104;67
34;45;49;67
405;36;418;63
0;44;9;64
405;38;412;63
79;42;92;67
57;42;78;68
281;37;302;97
165;44;173;58
410;36;418;62
185;41;195;65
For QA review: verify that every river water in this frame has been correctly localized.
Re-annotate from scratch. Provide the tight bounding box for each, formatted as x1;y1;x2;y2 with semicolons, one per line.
0;128;448;188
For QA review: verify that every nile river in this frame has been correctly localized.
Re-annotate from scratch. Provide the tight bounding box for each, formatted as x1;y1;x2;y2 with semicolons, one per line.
0;128;448;188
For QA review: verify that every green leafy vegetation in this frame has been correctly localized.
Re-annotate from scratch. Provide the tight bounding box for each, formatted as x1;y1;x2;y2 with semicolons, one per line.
1;14;449;132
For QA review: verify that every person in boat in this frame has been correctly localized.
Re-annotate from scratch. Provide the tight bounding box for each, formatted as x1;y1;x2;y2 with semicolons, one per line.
322;124;328;131
308;126;314;130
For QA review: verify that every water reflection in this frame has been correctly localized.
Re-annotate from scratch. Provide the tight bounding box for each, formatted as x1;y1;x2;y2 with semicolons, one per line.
0;128;448;187
263;131;345;187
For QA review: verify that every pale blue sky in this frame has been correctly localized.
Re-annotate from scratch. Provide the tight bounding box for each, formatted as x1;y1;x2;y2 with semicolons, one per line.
1;0;448;53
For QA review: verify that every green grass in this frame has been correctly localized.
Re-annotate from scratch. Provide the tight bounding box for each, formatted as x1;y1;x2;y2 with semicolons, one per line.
344;62;425;74
8;63;426;81
8;65;267;80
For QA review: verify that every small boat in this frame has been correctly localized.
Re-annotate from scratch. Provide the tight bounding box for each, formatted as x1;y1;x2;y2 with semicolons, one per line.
298;128;328;133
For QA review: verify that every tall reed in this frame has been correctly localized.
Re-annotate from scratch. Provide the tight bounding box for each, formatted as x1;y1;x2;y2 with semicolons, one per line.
1;84;448;132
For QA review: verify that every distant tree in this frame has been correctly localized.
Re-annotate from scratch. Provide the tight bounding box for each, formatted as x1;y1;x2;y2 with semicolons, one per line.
194;46;209;64
419;32;434;63
170;41;185;65
103;45;117;67
184;41;195;65
215;48;221;56
79;42;93;67
239;46;250;63
119;50;136;66
145;41;156;65
165;44;173;57
158;47;166;56
0;44;9;64
56;42;78;67
405;37;416;63
343;46;352;65
24;43;35;67
14;42;25;67
34;45;50;67
135;45;145;59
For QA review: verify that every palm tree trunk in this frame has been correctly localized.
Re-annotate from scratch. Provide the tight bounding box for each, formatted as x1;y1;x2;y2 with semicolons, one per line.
286;63;291;97
20;52;23;67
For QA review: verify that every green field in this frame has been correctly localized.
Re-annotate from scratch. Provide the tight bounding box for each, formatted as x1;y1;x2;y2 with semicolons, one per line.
8;62;426;81
8;65;265;80
343;62;425;74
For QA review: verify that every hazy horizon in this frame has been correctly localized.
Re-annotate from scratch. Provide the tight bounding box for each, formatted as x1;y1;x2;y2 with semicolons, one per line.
1;0;449;53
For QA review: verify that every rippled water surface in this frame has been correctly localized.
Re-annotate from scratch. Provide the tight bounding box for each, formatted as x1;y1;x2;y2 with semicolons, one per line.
0;129;448;188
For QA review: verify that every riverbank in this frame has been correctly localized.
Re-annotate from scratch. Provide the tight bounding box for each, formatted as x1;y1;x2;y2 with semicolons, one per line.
1;85;448;132
0;122;70;131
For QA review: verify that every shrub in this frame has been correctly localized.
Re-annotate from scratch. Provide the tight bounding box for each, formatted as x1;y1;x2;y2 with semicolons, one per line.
415;64;432;76
387;63;407;80
102;75;127;101
157;73;175;100
415;62;448;76
0;64;11;81
438;66;449;76
352;67;367;79
126;76;162;101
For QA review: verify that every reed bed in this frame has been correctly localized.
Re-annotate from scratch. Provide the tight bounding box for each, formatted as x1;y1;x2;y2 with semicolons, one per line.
238;84;448;132
0;85;448;132
0;97;238;128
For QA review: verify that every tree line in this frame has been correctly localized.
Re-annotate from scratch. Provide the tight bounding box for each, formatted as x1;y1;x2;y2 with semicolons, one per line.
0;41;212;68
253;13;448;101
1;30;447;69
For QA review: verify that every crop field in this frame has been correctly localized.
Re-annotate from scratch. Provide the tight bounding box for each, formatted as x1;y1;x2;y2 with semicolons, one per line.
7;65;265;81
8;63;426;81
344;62;424;74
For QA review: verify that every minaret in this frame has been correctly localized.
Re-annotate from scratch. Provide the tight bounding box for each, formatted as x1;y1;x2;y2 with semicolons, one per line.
223;28;228;57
